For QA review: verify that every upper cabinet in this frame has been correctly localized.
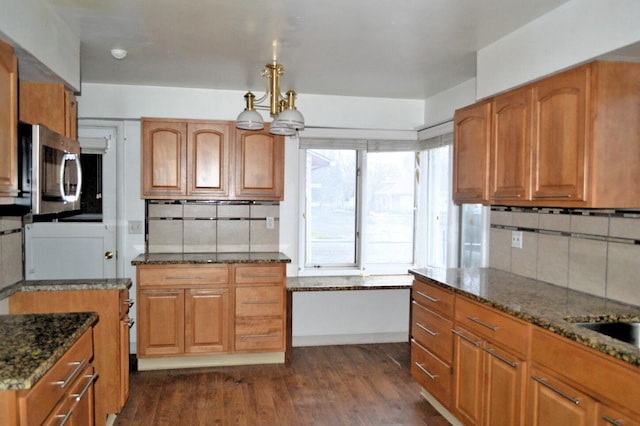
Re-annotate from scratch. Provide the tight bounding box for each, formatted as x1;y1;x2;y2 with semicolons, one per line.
455;61;640;208
453;100;491;204
141;118;284;201
234;126;284;201
19;81;77;140
0;40;18;198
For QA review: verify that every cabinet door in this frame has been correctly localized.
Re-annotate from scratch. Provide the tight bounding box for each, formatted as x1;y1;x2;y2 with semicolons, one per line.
138;289;185;356
0;40;17;196
185;288;229;353
452;327;484;426
187;121;230;197
65;89;77;140
527;368;596;426
453;100;491;204
483;343;526;426
531;65;588;202
233;127;284;200
597;403;640;426
141;119;187;198
491;87;532;203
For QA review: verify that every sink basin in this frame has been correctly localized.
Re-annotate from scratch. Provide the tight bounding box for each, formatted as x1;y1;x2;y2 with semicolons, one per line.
575;322;640;348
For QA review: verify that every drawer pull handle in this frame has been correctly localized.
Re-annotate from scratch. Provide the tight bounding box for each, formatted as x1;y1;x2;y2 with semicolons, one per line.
416;291;439;303
533;194;572;199
414;362;438;380
52;359;86;388
492;194;521;198
240;333;279;338
242;301;278;305
123;299;135;307
55;409;73;426
144;290;181;296
167;275;205;280
416;322;438;336
467;316;499;332
482;347;517;368
71;372;98;402
191;290;225;295
601;416;622;426
126;317;135;328
532;376;580;405
455;194;479;199
240;274;281;279
451;329;481;347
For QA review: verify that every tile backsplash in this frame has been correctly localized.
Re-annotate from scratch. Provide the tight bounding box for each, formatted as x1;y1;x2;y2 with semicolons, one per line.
0;216;23;292
490;207;640;306
146;200;280;253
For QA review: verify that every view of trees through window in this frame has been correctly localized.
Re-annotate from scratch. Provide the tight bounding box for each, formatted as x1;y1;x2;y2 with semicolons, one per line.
305;149;415;267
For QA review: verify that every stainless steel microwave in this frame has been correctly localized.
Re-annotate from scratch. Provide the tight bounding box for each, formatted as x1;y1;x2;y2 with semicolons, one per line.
19;123;83;215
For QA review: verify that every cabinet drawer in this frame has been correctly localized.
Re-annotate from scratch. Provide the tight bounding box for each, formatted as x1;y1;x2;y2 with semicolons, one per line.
532;327;640;415
411;301;453;363
455;297;529;356
138;265;228;287
234;265;284;285
236;285;284;317
235;318;284;351
43;365;96;426
411;339;451;408
412;279;454;318
19;330;93;426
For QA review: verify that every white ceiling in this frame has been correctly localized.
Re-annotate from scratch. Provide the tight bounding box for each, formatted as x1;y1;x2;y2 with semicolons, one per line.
43;0;572;100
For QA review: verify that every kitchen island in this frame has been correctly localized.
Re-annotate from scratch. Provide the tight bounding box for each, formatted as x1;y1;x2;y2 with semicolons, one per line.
0;312;97;425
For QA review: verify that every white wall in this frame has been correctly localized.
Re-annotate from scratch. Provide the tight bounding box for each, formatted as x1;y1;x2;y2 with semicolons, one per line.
422;78;476;128
78;83;424;349
0;0;80;89
477;0;640;98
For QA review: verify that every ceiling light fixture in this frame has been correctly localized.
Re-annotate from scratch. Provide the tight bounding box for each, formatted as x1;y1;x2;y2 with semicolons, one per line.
236;62;304;136
110;48;128;60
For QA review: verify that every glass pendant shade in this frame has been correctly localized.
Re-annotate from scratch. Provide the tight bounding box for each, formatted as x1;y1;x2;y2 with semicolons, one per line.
274;108;305;130
236;109;264;130
269;117;296;136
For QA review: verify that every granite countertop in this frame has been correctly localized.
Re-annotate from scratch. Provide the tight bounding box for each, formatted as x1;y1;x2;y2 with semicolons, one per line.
131;252;292;265
287;274;413;291
0;312;97;391
0;278;132;301
410;267;640;367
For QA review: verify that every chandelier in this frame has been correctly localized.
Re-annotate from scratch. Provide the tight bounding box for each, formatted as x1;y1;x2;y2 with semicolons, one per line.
236;62;305;136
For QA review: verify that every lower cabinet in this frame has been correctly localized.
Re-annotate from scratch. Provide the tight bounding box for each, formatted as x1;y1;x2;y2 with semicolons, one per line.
136;263;287;361
9;288;131;425
0;329;96;426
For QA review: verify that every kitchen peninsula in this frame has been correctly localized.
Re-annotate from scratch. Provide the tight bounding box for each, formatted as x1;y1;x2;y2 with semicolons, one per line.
131;252;290;370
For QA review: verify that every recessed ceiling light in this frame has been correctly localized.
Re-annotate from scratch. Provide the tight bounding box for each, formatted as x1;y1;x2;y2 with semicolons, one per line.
110;48;127;60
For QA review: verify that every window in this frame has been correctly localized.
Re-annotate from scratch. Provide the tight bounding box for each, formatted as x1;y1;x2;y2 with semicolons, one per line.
299;131;487;275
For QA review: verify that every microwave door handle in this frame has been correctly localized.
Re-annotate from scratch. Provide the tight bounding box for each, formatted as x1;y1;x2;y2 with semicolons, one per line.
60;153;82;202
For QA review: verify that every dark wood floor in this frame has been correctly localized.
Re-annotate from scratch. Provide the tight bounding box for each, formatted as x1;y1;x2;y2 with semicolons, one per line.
115;343;450;425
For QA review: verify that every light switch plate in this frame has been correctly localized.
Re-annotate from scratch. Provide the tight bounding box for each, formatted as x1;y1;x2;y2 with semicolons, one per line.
266;217;275;229
511;230;523;249
128;220;143;234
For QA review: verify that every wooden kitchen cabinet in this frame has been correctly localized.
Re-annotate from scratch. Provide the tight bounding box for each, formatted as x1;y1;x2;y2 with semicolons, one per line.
0;39;18;198
19;81;77;139
453;100;491;204
490;86;532;203
233;126;284;200
10;288;132;425
232;264;286;352
452;297;529;426
455;60;640;208
141;118;283;200
0;329;96;426
410;279;455;408
528;327;640;425
137;264;229;357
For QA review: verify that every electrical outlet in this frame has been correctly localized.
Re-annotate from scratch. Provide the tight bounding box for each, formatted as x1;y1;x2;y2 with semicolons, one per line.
128;220;143;234
511;230;523;249
266;216;275;229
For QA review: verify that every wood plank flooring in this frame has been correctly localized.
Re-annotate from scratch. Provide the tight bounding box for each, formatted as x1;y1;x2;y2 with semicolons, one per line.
115;343;450;425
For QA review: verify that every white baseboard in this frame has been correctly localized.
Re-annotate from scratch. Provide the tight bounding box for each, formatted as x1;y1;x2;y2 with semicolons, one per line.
293;332;408;347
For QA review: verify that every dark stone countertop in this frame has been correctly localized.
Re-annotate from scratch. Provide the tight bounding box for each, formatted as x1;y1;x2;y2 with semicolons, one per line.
0;278;132;301
131;252;292;265
410;267;640;367
0;312;97;391
287;274;413;291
